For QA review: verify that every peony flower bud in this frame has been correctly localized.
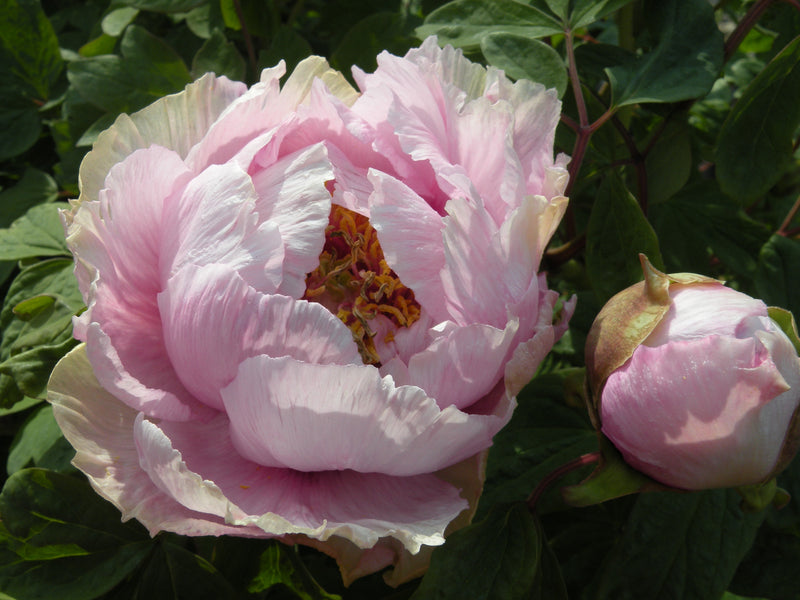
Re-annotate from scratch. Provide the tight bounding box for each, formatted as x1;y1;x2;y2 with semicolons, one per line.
585;256;800;491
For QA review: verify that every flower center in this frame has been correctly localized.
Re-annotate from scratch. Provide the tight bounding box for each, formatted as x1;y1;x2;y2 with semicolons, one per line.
303;205;421;365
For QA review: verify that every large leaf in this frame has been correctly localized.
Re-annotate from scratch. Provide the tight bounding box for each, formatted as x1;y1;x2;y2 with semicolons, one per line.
0;203;69;261
606;0;723;107
411;503;551;600
715;35;800;201
116;0;206;12
0;469;151;600
480;33;567;96
755;235;800;319
191;29;245;81
478;369;596;518
6;404;74;475
595;489;765;599
0;168;59;228
248;542;341;599
585;173;663;303
569;0;637;29
67;25;191;115
416;0;562;52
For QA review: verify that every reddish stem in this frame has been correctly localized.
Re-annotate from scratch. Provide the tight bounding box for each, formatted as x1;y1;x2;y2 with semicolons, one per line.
724;0;774;62
233;0;258;78
527;452;601;513
777;195;800;236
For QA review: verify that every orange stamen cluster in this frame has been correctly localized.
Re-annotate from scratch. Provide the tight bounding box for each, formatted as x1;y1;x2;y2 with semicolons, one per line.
303;205;421;365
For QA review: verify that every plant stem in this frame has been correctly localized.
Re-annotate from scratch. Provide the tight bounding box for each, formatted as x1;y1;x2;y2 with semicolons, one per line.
527;452;601;514
233;0;258;78
724;0;774;62
777;195;800;236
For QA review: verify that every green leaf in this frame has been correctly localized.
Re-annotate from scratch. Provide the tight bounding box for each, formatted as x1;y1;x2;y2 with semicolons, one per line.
411;503;544;600
191;29;245;81
644;119;692;205
115;0;206;12
248;542;341;599
111;537;240;600
480;33;567;96
0;337;80;399
478;369;596;517
596;489;765;600
7;404;75;475
606;0;723;106
756;235;800;319
716;35;800;201
0;203;68;261
0;0;63;103
649;182;770;278
569;0;637;29
101;7;139;37
330;12;417;75
0;469;151;600
585;173;663;303
258;26;313;77
416;0;563;52
67;25;191;114
0;168;59;228
0;108;41;161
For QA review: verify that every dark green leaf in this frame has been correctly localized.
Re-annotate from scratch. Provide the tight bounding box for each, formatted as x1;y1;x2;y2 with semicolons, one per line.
249;542;341;599
606;0;723;106
649;182;770;278
644;119;692;205
569;0;637;29
0;337;80;399
0;203;69;261
67;25;191;114
595;489;765;600
0;108;41;161
755;235;800;319
716;35;800;201
478;369;596;517
101;7;139;37
0;168;59;228
330;12;417;75
585;173;663;302
480;33;567;96
191;29;246;81
416;0;562;52
0;469;151;600
258;26;313;77
411;503;542;600
7;405;75;475
115;0;206;12
0;0;63;103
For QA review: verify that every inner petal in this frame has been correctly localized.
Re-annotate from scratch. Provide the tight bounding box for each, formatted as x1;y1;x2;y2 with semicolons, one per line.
303;205;421;365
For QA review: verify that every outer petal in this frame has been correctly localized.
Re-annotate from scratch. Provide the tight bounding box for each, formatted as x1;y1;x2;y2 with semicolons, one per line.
158;263;360;411
601;335;792;489
146;415;468;553
47;345;267;538
222;356;511;475
78;73;246;205
645;283;768;346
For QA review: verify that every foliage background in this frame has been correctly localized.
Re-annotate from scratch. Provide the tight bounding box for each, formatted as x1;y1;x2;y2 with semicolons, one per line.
0;0;799;598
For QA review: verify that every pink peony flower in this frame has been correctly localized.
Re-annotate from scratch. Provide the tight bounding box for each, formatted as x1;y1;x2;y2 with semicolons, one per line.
586;257;800;491
48;37;572;584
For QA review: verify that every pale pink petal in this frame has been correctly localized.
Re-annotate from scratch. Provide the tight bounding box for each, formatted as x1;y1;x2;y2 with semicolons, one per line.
79;73;246;204
67;145;192;311
222;356;510;475
602;335;792;489
645;283;768;347
47;345;266;538
368;171;449;322
149;416;468;552
406;320;519;410
158;263;360;410
247;143;334;297
159;162;284;294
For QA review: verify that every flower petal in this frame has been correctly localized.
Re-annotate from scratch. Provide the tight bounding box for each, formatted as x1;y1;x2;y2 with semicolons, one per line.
47;345;266;537
602;335;792;489
158;263;360;410
222;356;510;475
79;73;246;204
